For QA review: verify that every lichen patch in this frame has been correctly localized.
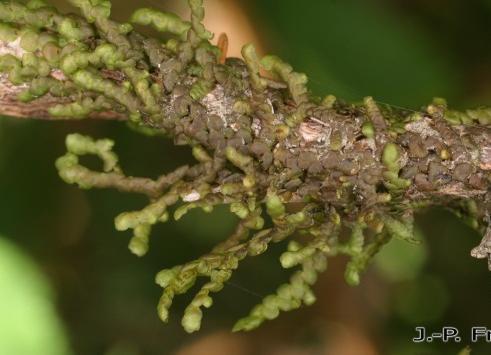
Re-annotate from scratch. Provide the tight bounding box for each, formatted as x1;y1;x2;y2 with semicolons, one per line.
0;37;25;58
405;117;440;139
202;84;234;127
480;146;491;170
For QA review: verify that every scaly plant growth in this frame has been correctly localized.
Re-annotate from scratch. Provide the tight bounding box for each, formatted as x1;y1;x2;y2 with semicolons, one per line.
0;0;489;333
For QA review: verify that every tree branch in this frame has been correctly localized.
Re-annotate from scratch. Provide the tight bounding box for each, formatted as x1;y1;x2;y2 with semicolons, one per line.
0;0;490;260
0;0;490;333
0;38;124;120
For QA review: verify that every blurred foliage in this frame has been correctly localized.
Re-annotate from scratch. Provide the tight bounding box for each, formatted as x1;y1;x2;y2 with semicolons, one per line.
373;229;427;282
248;0;491;109
0;236;71;355
249;0;457;108
0;0;490;354
394;275;450;324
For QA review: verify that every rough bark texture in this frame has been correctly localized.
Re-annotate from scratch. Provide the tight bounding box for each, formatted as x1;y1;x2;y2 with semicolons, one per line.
0;72;124;119
0;0;490;333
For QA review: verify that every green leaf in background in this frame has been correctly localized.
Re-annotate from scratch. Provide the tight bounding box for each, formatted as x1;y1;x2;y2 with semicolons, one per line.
0;236;72;355
374;228;428;282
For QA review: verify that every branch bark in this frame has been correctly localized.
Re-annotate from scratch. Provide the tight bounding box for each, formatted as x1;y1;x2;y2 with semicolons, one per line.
1;0;490;333
2;34;488;201
0;37;124;120
0;18;490;232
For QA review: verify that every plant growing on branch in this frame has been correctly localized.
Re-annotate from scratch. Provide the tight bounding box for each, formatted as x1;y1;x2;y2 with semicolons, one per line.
0;0;490;333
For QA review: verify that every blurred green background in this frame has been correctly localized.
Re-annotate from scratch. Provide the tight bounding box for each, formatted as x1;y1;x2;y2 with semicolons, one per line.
0;0;490;354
